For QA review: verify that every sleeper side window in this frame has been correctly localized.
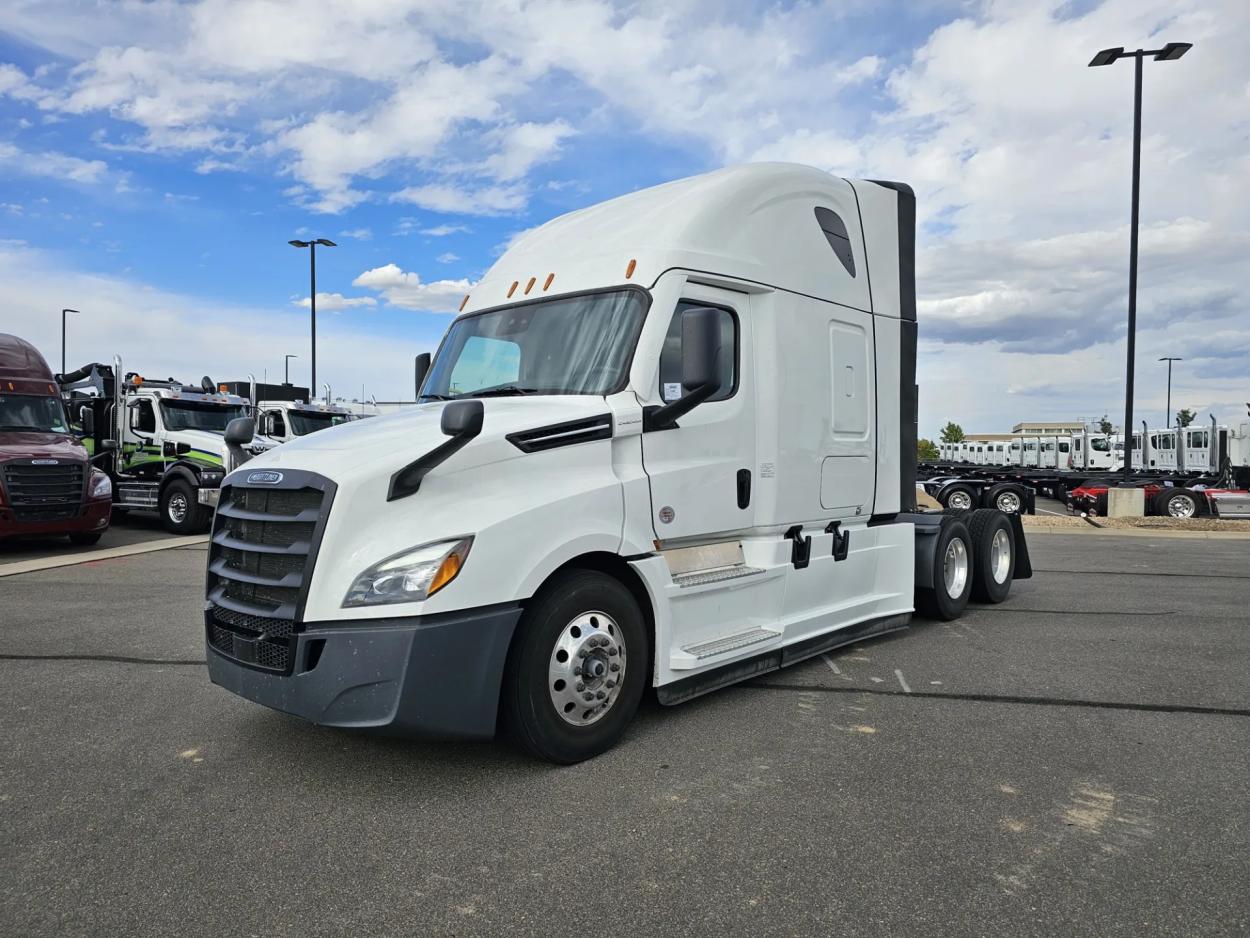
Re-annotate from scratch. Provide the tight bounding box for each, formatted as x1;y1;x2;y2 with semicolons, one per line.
658;301;737;403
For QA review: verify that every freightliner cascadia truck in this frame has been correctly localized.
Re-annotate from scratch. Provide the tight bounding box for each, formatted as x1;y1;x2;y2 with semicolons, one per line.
0;334;113;544
206;164;1032;763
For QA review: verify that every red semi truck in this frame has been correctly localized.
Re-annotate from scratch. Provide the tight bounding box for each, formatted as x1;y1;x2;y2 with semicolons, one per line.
0;333;113;544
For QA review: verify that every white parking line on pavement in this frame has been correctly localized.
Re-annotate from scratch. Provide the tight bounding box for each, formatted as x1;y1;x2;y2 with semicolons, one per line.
0;535;209;578
821;654;841;674
894;669;912;693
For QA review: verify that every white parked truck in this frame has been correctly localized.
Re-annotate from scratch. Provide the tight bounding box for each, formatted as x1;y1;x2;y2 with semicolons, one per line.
255;399;353;444
206;164;1032;763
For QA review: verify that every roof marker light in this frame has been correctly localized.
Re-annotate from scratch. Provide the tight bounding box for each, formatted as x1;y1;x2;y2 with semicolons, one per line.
507;281;518;298
625;259;636;279
524;276;536;295
459;294;470;311
543;273;554;291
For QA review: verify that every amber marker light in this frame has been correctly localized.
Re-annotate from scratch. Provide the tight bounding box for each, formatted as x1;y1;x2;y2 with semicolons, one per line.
625;259;636;279
428;548;466;596
543;273;554;290
524;276;536;295
459;294;470;311
507;281;518;298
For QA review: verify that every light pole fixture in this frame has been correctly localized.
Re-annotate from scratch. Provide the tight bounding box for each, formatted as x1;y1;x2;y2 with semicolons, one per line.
288;238;337;396
60;308;79;375
1088;41;1191;481
1159;356;1182;427
284;353;298;385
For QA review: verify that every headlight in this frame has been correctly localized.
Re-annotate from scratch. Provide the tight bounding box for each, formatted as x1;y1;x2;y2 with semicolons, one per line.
200;470;224;486
89;469;112;499
342;537;472;608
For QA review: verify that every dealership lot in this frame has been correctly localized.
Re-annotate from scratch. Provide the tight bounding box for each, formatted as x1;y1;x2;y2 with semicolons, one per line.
2;533;1247;937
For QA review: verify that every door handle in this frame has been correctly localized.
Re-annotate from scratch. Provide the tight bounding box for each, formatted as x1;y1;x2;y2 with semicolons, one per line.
736;469;751;509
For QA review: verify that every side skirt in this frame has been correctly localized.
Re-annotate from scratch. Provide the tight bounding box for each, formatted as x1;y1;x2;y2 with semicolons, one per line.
655;611;912;706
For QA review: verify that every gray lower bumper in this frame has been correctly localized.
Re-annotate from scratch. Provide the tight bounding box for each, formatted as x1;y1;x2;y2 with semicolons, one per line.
206;603;523;740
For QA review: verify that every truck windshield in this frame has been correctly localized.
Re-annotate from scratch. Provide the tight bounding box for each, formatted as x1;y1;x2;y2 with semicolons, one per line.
289;410;350;436
160;400;248;432
422;289;646;399
0;393;69;433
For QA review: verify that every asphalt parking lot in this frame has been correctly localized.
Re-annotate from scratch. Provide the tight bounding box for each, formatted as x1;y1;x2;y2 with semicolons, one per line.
0;511;173;568
2;532;1248;937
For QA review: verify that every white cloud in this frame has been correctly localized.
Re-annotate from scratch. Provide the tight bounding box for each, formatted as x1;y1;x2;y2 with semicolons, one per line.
436;252;459;263
418;224;469;237
392;183;526;216
0;242;435;400
0;141;109;184
293;292;377;312
353;263;473;312
338;227;373;241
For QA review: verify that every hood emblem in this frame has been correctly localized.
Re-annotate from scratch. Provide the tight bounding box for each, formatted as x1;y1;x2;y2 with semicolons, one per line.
31;459;60;465
246;470;283;485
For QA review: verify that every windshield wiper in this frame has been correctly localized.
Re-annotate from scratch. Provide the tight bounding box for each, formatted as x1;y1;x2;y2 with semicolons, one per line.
419;393;457;401
464;385;544;398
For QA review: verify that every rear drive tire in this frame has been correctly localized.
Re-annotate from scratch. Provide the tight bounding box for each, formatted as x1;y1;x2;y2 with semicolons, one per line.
966;509;1014;604
939;483;976;511
160;479;210;534
1154;488;1201;519
916;518;974;621
501;570;649;764
984;483;1025;514
68;531;103;546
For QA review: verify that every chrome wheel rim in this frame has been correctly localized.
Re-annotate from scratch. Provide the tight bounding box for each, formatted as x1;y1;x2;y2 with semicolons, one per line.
943;537;969;599
1167;494;1196;518
167;492;188;524
990;528;1012;584
549;610;626;726
948;490;973;510
996;491;1022;513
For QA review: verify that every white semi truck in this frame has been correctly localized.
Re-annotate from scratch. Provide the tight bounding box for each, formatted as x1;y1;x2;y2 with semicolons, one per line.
61;360;274;533
205;164;1032;763
255;398;353;444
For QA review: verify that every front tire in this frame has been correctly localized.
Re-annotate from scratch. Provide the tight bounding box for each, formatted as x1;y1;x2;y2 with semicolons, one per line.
501;570;649;764
160;480;210;534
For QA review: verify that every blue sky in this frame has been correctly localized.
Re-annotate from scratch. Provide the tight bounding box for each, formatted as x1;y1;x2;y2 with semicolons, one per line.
1;0;1246;432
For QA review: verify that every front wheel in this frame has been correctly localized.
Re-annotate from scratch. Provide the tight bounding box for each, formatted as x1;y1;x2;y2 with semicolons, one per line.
159;480;210;534
501;570;649;764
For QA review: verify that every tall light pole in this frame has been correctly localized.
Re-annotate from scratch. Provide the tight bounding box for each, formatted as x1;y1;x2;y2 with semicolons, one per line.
1089;41;1191;482
288;238;336;396
60;308;78;375
284;353;298;385
1159;356;1182;427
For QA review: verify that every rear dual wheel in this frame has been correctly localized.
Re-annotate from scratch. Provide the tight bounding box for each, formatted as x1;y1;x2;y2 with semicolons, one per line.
917;510;1016;619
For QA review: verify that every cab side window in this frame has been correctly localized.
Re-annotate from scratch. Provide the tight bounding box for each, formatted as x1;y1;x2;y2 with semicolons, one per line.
131;399;156;434
269;411;286;437
658;302;737;403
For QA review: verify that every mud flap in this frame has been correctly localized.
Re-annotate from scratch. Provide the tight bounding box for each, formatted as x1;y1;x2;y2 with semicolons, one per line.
1006;512;1032;580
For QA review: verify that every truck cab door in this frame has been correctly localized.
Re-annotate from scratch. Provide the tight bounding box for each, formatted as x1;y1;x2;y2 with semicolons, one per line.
641;285;755;541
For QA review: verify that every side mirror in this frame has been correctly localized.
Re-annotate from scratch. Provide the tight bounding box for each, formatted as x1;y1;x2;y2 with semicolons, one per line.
388;400;484;501
644;307;723;431
81;407;94;435
225;417;255;446
100;439;119;452
223;417;256;474
441;399;484;437
414;352;432;398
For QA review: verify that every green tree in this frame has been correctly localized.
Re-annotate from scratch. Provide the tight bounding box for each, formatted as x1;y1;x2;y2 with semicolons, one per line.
917;438;939;461
1176;408;1196;428
1098;414;1114;435
939;421;964;444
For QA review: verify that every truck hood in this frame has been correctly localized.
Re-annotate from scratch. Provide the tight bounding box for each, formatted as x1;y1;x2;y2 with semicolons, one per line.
237;396;612;484
0;431;88;463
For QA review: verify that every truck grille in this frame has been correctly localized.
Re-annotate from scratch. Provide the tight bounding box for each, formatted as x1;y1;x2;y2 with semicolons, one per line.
2;460;86;522
205;475;334;674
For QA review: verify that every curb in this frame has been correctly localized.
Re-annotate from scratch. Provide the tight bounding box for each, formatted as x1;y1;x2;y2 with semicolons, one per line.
0;534;210;578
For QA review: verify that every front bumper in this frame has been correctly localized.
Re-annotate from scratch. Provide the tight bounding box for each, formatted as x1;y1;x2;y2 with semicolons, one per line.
0;497;111;540
206;603;523;740
197;488;220;507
